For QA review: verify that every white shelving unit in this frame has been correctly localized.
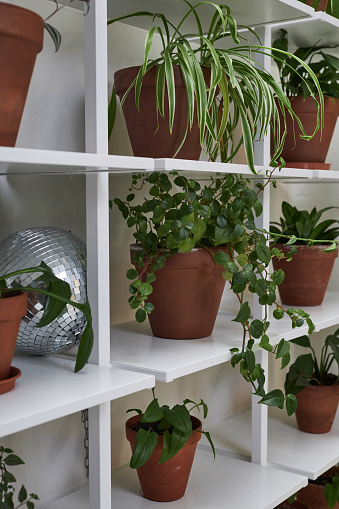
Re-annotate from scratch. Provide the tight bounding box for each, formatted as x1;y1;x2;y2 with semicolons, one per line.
1;0;338;508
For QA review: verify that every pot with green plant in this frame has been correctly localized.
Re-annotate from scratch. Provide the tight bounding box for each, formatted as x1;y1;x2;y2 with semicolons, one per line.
108;1;323;172
285;330;339;433
298;466;339;509
270;201;339;306
125;388;214;502
0;445;39;508
0;0;89;147
0;261;93;394
272;29;339;170
298;0;339;17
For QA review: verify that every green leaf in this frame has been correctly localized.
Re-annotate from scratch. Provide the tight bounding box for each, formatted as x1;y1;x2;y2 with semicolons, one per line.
213;251;230;265
164;405;192;434
259;389;284;409
286;235;297;245
272;269;285;286
130;428;157;469
273;308;284;320
237;254;248;267
249;319;264;339
126;268;139;280
159;428;189;464
259;334;273;352
285;394;298;417
290;335;311;348
142;398;165;422
44;22;61;52
178;237;195;253
201;431;216;460
256;243;271;265
146;273;156;283
4;454;24;466
233;302;251;324
246;349;256;374
139;283;153;296
18;485;27;503
276;339;290;359
135;308;147;323
323;242;337;253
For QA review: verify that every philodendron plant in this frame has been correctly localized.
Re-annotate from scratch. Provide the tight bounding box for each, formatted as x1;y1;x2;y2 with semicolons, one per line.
0;262;93;372
113;170;315;416
108;0;323;174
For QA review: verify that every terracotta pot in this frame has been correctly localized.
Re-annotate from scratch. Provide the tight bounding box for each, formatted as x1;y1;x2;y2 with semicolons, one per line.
273;96;339;170
276;502;309;509
305;0;329;11
114;65;204;159
0;290;27;381
298;482;339;509
130;245;228;339
295;382;339;433
126;414;202;502
0;2;44;147
272;244;338;306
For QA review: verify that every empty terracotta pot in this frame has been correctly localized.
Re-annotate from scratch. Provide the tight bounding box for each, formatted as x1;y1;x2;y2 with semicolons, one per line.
0;290;27;381
126;414;202;502
114;65;204;160
295;382;339;433
130;245;228;339
272;244;338;306
273;96;339;170
0;2;44;147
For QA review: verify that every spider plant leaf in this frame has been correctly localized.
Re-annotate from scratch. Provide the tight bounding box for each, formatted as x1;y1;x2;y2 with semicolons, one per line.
107;11;155;26
164;50;175;132
156;63;166;118
232;94;256;174
108;85;117;140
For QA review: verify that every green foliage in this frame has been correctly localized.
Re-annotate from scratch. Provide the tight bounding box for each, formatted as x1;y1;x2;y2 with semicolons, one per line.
325;468;339;509
285;330;339;397
0;446;39;509
272;28;339;98
270;201;339;246
0;262;93;373
127;389;214;469
107;1;323;174
114;171;316;415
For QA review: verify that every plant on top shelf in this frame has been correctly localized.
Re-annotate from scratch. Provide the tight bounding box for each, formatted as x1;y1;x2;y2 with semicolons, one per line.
0;262;93;376
125;388;214;502
113;170;316;417
272;29;339;169
0;445;39;509
107;1;323;172
270;201;339;306
285;330;339;433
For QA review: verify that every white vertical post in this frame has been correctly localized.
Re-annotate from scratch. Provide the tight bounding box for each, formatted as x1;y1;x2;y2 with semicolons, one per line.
251;25;272;466
84;1;111;508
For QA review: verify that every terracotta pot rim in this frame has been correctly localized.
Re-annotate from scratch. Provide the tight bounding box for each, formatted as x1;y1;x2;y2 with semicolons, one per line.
0;2;44;51
0;290;28;322
126;413;202;449
130;243;227;253
273;243;338;257
297;381;339;394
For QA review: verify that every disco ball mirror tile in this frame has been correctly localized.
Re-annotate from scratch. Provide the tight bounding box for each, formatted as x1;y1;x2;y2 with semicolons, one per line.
0;227;87;355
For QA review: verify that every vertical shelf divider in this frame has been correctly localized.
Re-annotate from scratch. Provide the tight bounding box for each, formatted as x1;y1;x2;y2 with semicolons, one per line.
84;0;111;507
251;24;272;466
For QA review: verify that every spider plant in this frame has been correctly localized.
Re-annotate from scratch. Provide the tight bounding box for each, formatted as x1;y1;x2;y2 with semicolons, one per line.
107;0;323;174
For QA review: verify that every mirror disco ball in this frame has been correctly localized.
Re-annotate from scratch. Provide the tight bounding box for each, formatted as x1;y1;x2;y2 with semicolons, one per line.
0;227;87;355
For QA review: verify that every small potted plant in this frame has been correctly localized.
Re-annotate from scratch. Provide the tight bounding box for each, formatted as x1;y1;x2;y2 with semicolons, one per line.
0;261;93;394
272;29;339;169
298;466;339;509
0;445;39;508
0;0;90;147
270;201;339;305
285;331;339;433
108;1;323;173
125;388;214;502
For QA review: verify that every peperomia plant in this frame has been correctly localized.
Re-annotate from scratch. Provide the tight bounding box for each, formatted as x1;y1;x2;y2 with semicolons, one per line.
0;262;93;373
112;170;315;416
0;446;39;509
127;388;215;468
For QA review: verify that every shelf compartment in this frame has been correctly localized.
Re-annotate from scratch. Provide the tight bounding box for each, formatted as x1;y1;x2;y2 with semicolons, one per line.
42;448;307;509
0;353;155;438
199;408;339;480
110;292;339;382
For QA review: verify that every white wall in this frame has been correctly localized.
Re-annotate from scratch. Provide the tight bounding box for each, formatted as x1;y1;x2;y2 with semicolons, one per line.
0;0;338;506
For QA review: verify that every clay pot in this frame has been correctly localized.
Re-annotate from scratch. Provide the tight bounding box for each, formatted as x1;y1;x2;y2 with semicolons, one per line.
305;0;329;11
0;290;27;381
298;480;339;509
126;414;202;502
272;244;338;306
114;65;204;160
130;245;228;339
295;382;339;433
0;2;44;147
273;96;339;170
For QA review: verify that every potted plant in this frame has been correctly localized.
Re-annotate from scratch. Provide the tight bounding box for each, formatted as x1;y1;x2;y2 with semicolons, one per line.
298;466;339;509
298;0;339;17
0;0;89;147
0;445;39;508
113;169;318;416
125;388;214;502
0;261;93;394
107;1;323;173
270;201;339;305
272;29;339;169
285;331;339;433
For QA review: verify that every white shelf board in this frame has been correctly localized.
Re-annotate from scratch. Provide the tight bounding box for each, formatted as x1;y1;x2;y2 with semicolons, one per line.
0;353;154;438
0;147;154;175
271;14;339;46
43;448;307;509
200;408;339;480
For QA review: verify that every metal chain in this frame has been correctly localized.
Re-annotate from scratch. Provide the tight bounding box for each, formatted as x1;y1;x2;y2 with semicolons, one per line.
81;409;89;478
